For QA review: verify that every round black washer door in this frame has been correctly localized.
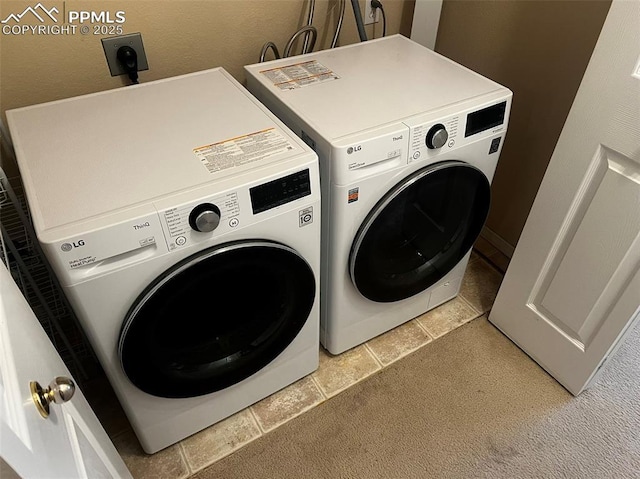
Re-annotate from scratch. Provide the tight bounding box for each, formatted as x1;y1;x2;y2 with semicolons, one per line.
119;240;316;398
350;161;490;303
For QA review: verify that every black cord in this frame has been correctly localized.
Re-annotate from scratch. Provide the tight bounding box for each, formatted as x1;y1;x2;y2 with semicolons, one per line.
117;46;139;85
371;0;386;38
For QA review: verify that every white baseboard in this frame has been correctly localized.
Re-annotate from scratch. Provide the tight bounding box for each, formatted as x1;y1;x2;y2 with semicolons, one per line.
480;227;515;258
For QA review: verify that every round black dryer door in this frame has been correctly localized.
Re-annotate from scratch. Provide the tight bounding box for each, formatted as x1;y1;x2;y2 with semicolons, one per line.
119;240;316;398
350;161;490;303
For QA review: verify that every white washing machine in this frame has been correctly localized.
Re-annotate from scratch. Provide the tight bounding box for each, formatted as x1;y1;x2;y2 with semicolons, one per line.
245;35;512;354
7;68;321;453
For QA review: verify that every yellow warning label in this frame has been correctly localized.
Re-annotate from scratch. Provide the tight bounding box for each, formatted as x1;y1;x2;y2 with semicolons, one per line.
260;60;339;90
194;128;294;173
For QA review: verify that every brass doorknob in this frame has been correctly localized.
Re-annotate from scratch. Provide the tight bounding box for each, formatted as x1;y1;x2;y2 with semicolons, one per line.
30;377;75;418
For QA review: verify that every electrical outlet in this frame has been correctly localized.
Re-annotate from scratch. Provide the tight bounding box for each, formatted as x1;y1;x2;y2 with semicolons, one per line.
101;33;149;77
364;0;380;25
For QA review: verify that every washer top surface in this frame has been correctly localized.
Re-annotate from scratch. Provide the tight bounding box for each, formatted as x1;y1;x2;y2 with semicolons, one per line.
245;35;509;140
8;68;313;233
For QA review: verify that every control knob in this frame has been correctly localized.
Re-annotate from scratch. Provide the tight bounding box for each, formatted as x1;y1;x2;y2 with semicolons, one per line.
189;203;221;233
425;124;448;149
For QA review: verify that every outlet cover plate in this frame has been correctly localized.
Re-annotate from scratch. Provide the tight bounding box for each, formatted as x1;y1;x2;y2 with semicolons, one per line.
101;33;149;77
364;1;380;25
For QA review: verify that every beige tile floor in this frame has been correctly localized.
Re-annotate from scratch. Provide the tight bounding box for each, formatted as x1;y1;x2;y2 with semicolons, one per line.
89;243;509;479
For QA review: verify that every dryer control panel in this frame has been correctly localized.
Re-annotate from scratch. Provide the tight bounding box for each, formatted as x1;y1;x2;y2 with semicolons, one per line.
404;95;510;164
249;168;312;214
408;116;460;162
159;192;241;251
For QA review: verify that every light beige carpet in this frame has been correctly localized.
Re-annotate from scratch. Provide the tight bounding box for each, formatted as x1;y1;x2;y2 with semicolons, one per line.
195;317;640;479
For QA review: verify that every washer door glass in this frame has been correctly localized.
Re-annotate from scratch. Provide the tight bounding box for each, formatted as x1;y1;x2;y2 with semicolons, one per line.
119;240;316;398
350;161;490;303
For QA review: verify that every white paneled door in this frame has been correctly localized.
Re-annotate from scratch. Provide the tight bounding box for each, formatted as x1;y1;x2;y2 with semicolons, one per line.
489;0;640;395
0;262;131;478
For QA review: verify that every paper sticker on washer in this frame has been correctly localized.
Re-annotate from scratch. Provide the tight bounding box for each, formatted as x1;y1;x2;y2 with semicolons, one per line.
194;128;294;174
260;60;339;90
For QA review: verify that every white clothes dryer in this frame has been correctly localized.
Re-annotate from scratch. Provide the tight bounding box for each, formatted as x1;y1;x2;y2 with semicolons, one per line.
8;68;321;453
245;35;512;354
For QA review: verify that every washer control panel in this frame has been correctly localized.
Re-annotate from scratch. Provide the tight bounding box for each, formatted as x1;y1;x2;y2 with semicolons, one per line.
405;99;509;163
159;192;240;251
408;116;460;162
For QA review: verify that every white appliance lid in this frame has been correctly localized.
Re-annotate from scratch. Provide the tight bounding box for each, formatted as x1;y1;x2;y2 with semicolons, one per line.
7;68;311;232
245;35;510;140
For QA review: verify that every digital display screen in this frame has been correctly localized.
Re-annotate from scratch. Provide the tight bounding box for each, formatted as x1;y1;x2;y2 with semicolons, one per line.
250;169;311;214
465;101;507;137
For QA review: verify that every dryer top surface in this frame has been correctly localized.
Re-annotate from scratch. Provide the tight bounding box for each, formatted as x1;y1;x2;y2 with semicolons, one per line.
245;35;511;141
7;68;315;233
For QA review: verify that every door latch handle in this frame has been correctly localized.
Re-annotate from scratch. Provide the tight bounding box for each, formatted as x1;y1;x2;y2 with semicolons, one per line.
30;377;75;418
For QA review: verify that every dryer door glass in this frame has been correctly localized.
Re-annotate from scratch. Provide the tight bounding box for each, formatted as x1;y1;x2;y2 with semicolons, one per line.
350;161;490;303
118;241;316;398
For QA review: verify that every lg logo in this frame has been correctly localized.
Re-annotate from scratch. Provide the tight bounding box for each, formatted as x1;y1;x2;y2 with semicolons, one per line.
61;240;85;252
347;145;362;155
